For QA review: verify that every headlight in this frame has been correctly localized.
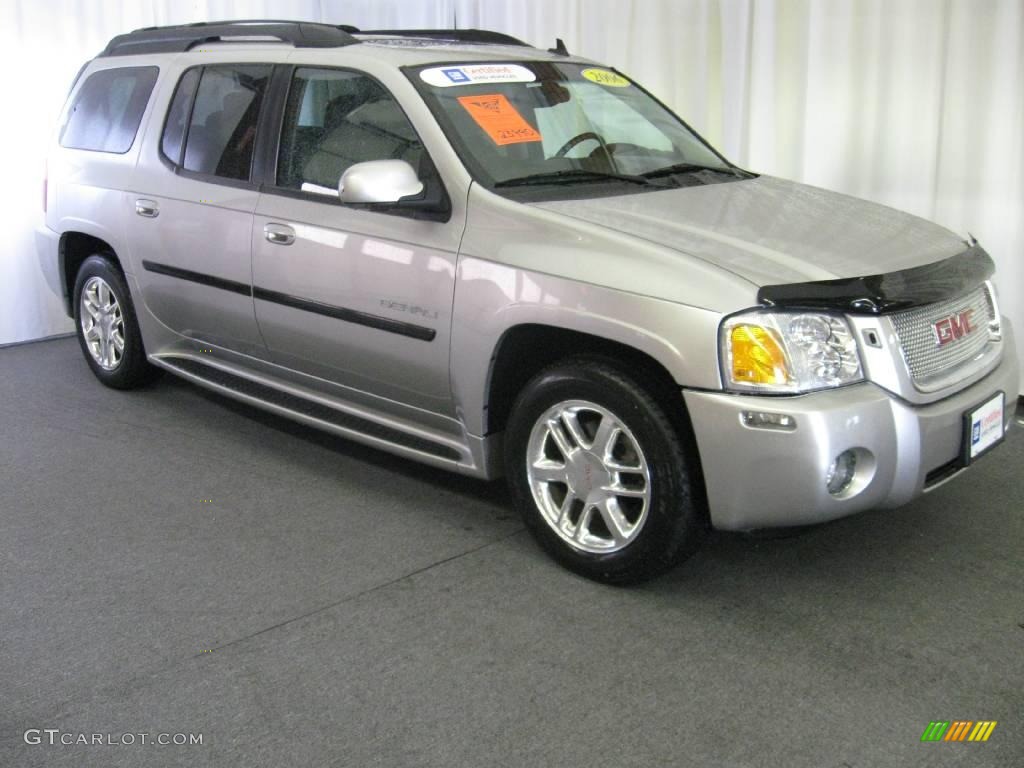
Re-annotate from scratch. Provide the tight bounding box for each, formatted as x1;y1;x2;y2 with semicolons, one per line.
720;311;864;393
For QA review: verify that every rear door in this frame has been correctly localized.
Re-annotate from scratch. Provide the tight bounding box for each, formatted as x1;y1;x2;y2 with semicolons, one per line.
250;65;460;414
128;63;271;352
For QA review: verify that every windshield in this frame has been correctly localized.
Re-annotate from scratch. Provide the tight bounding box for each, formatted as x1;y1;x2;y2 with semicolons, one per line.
410;61;739;194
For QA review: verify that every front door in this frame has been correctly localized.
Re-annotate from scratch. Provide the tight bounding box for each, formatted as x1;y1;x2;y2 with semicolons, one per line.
251;66;461;415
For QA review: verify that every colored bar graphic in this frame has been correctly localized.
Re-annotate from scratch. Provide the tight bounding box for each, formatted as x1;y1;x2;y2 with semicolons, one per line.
922;720;997;742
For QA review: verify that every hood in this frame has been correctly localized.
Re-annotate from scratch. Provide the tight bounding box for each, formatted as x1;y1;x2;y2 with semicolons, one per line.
531;175;968;287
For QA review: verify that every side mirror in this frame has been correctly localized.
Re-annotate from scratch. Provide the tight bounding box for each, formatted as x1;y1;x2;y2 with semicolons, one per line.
339;160;424;204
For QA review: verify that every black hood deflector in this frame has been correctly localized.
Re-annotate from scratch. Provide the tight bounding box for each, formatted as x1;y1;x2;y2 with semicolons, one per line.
757;245;994;314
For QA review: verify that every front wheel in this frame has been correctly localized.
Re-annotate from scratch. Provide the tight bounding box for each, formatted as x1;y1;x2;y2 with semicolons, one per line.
505;357;707;584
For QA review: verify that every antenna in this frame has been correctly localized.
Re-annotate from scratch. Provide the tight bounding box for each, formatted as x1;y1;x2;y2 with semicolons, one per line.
549;38;570;56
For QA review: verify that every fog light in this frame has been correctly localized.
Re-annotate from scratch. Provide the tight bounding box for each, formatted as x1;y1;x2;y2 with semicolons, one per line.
741;410;796;431
826;450;857;496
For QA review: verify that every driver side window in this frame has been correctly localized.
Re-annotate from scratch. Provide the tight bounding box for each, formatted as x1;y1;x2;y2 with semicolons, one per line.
277;68;426;196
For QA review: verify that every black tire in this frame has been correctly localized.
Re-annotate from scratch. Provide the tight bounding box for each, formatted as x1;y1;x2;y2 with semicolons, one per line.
73;255;157;389
505;356;707;585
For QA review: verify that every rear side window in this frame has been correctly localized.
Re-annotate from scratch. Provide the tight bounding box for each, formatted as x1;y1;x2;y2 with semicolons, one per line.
60;66;159;153
178;64;271;181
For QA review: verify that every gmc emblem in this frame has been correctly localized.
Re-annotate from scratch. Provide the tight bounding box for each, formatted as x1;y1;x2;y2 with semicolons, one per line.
933;309;974;347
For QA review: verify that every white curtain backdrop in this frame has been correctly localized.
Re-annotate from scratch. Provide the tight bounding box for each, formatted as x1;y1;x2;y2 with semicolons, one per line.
2;0;1021;392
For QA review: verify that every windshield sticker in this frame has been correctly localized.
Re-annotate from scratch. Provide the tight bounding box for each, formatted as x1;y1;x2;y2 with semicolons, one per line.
457;94;542;145
581;68;631;87
420;64;537;88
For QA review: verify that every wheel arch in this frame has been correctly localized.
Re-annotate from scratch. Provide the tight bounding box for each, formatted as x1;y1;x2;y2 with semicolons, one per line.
59;230;122;317
482;323;693;438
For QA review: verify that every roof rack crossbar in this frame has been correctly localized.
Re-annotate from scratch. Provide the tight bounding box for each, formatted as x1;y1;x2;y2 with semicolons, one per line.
358;29;531;47
100;20;361;57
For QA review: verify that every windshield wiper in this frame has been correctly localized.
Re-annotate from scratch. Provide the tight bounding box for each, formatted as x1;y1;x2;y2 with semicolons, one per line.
641;162;749;180
493;169;658;188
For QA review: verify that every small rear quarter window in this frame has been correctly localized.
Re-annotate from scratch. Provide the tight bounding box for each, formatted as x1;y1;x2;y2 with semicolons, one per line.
60;66;159;153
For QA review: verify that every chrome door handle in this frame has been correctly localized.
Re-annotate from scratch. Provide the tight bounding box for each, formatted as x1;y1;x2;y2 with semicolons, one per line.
135;199;159;218
264;223;295;246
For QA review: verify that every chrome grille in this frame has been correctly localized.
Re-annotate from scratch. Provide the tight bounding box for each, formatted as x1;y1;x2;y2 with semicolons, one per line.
891;285;994;383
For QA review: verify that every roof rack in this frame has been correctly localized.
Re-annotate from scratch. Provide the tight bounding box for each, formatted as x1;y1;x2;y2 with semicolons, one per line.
357;29;531;47
99;20;361;57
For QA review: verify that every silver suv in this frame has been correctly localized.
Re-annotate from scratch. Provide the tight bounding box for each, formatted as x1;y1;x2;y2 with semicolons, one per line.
38;21;1018;583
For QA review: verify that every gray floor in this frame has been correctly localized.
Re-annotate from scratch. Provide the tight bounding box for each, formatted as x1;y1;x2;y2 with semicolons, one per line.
1;337;1021;768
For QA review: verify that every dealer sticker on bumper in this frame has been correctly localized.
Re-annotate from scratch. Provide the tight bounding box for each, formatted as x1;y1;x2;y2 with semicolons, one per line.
965;392;1004;462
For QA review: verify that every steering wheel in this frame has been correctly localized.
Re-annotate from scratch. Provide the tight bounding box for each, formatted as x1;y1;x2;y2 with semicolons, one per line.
555;131;604;158
598;142;645;156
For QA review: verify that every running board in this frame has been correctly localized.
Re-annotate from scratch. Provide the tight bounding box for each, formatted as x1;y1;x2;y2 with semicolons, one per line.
152;355;469;469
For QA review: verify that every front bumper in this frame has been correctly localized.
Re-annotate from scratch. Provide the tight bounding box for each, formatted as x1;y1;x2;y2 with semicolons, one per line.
684;324;1019;530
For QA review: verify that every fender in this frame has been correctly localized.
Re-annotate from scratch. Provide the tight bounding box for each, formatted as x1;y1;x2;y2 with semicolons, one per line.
450;255;724;437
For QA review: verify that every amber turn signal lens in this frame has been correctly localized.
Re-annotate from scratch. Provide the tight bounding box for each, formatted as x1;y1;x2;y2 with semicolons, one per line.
729;324;791;385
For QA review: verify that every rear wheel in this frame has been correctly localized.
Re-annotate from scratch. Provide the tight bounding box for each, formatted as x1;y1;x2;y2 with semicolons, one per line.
505;357;707;584
73;255;156;389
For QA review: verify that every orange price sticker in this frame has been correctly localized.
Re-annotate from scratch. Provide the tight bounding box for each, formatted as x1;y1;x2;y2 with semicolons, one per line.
457;94;542;146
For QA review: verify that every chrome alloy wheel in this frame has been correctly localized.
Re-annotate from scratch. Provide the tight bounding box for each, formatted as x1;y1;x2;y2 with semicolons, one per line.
79;276;125;371
525;399;652;554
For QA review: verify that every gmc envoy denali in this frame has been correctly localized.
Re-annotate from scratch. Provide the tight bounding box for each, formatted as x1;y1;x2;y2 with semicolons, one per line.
38;21;1018;583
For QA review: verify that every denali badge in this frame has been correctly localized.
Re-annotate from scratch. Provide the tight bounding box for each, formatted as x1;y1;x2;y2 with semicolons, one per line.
933;309;974;346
